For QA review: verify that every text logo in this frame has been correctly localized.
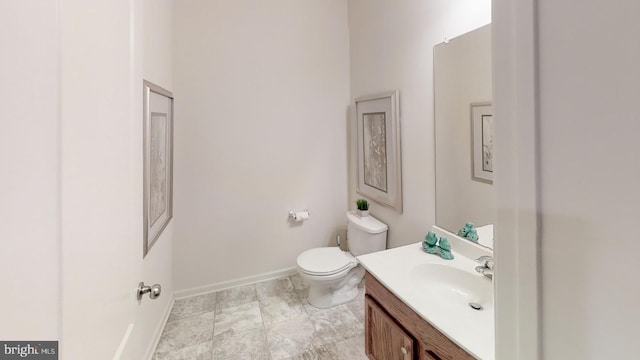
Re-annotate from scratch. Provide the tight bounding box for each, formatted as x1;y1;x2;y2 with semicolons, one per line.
0;342;57;359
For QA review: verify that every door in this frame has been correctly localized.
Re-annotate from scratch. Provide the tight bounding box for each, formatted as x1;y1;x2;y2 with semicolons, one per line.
60;0;136;358
60;1;171;359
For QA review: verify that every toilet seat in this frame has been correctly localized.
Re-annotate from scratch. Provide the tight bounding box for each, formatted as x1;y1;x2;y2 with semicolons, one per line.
296;247;357;276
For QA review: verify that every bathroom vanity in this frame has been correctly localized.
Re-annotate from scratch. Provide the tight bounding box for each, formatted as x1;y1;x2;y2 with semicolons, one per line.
358;235;494;360
365;272;475;360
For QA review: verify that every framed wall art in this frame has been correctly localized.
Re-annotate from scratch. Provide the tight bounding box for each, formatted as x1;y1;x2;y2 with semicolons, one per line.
355;91;402;213
143;80;174;257
471;102;494;184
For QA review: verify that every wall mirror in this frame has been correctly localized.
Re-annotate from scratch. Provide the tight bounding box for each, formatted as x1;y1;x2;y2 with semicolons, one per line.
434;24;495;249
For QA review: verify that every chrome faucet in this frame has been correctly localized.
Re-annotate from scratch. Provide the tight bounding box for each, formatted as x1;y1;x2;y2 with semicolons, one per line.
475;256;494;280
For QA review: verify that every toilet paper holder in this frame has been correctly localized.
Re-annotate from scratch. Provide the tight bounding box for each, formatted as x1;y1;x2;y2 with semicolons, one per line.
288;209;310;222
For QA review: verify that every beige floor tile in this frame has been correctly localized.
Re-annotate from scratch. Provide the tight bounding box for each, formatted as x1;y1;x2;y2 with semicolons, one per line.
215;284;257;311
213;301;263;341
345;297;365;323
155;311;215;354
153;341;212;360
169;292;217;322
259;290;306;325
327;332;368;360
307;305;363;348
256;277;295;299
282;344;337;360
266;314;316;360
154;275;368;360
213;328;270;360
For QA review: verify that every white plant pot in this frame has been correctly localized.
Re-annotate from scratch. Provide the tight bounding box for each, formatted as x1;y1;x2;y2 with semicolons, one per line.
356;210;369;217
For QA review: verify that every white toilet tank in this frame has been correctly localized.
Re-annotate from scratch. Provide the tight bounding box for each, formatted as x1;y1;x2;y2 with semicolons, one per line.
346;211;388;256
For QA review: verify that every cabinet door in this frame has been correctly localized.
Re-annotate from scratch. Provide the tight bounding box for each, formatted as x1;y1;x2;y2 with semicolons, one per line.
365;295;414;360
419;344;445;360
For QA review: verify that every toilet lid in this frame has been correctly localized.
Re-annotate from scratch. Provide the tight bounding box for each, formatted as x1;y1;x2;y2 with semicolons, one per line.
297;247;356;276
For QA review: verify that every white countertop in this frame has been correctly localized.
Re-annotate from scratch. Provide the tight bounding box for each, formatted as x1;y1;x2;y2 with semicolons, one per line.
357;241;495;360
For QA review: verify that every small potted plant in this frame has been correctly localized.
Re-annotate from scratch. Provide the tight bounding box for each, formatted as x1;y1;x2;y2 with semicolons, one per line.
356;199;369;217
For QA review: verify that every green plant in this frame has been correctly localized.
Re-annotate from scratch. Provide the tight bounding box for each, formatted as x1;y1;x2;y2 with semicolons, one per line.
356;199;369;211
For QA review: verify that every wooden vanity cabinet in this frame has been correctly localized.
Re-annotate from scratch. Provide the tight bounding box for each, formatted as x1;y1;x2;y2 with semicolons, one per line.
365;295;414;360
364;271;475;360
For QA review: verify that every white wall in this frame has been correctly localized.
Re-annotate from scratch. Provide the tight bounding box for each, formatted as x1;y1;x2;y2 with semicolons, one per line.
348;0;491;248
172;0;350;291
537;0;640;358
434;24;495;233
0;1;60;340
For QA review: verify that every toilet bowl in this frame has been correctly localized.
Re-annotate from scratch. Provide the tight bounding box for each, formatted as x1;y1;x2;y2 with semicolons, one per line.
296;211;388;308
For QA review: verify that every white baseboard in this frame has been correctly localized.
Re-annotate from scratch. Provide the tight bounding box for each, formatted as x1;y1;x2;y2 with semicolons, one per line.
174;267;298;300
144;293;175;360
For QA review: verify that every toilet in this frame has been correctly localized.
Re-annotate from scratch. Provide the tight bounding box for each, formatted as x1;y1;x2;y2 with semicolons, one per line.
296;211;388;308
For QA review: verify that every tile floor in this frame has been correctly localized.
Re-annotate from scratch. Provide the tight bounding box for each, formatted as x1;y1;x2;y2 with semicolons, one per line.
152;273;369;360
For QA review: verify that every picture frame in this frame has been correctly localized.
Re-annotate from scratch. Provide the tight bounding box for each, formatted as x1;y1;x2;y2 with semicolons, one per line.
143;80;174;257
471;102;494;184
355;91;403;213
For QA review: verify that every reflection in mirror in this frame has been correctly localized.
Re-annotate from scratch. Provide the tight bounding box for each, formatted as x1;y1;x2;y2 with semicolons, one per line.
434;24;495;250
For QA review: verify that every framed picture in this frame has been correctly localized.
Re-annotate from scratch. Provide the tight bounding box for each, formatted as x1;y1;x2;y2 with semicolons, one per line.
355;91;402;213
143;80;174;257
471;102;494;184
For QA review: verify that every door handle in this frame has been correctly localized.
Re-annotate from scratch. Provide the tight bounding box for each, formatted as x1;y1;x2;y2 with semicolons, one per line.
137;282;161;301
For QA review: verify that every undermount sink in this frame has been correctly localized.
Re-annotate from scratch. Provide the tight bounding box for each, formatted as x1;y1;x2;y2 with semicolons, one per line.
410;263;493;312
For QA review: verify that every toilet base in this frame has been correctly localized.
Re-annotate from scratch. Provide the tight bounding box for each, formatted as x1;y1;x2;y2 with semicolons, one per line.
306;266;365;309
